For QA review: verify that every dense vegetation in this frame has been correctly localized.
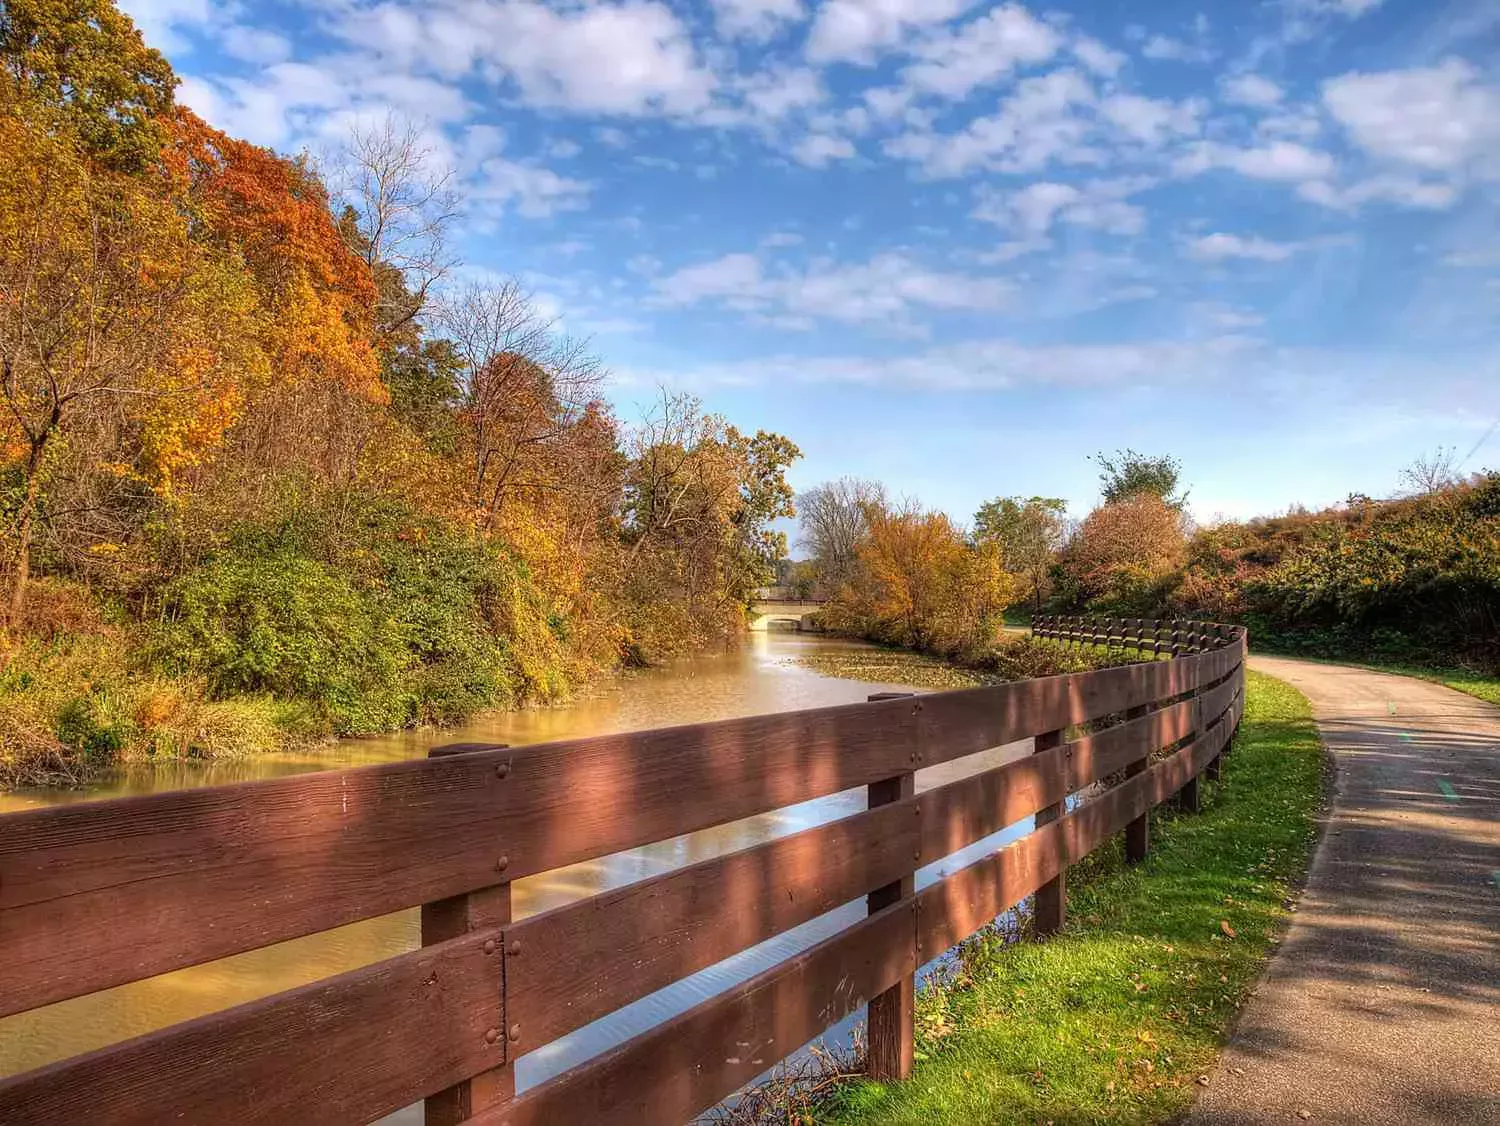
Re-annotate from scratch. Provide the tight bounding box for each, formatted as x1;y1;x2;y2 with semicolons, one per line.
796;450;1498;678
819;671;1325;1125
1047;453;1500;673
0;1;798;784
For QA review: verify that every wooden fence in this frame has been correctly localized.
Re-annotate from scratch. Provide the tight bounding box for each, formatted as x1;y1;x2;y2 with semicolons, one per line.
0;618;1246;1125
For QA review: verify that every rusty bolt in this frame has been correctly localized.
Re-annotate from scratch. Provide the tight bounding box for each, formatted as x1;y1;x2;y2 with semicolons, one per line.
484;1028;500;1045
483;938;497;955
495;855;510;873
496;762;511;779
508;940;522;956
507;1024;521;1043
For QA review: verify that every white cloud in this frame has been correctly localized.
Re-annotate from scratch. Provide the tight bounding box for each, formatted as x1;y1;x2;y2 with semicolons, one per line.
1298;175;1458;210
1184;233;1303;261
638;334;1256;391
222;24;293;64
1098;93;1203;145
791;133;857;167
974;178;1150;245
737;66;826;122
478;1;716;116
899;4;1062;100
472;157;593;218
1176;140;1336;182
805;0;975;65
885;68;1098;178
1322;58;1500;176
1194;302;1267;329
710;0;805;42
117;0;210;53
653;251;1013;328
1072;37;1127;78
1140;34;1214;64
1222;73;1284;108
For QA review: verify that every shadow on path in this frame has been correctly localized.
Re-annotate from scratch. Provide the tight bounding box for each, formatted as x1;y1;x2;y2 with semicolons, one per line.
1185;656;1500;1126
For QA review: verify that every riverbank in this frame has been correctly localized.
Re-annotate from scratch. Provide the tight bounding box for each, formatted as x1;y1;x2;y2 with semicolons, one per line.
792;633;1127;691
812;670;1325;1125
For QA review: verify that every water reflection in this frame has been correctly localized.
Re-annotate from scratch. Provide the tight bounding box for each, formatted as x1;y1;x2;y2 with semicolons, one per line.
0;632;1033;1120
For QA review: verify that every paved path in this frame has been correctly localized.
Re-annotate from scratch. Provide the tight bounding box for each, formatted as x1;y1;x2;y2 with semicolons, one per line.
1187;656;1500;1126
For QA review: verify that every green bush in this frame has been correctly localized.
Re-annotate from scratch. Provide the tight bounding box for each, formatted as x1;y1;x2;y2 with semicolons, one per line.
148;489;579;733
151;550;413;734
54;696;127;766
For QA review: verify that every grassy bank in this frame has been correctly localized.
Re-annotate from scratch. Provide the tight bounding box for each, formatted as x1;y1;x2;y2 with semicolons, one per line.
796;635;1124;692
1332;660;1499;708
818;670;1325;1125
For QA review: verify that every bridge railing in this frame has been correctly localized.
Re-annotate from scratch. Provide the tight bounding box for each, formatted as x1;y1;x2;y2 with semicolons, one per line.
0;620;1246;1125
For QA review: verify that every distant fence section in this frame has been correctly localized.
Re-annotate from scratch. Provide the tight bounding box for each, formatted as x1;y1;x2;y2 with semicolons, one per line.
0;619;1247;1125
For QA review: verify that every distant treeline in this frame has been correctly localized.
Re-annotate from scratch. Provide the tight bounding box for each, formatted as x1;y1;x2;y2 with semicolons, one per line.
796;457;1500;676
1166;477;1500;670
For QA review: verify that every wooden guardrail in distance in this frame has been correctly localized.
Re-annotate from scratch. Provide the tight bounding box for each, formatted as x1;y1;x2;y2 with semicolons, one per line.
0;619;1247;1125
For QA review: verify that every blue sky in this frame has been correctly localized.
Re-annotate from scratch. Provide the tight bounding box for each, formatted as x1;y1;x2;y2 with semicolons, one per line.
123;0;1500;525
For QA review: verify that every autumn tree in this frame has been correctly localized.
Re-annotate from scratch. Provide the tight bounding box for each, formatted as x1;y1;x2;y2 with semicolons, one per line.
1058;493;1187;613
618;392;799;658
0;0;175;171
827;498;1021;655
973;495;1067;614
797;476;886;595
0;108;261;621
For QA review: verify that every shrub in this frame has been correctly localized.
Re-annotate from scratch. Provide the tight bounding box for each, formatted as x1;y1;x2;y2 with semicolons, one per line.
151;549;412;734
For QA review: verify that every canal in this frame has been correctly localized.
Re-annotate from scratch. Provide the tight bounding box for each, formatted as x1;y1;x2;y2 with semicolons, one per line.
0;632;1035;1114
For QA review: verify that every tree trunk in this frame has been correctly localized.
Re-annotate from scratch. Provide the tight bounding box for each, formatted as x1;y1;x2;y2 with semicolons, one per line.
7;464;40;625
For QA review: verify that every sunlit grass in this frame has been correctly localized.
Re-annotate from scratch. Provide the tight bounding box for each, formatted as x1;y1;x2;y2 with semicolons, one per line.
818;671;1324;1125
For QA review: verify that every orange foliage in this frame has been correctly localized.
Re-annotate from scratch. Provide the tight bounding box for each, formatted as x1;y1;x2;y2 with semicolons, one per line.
162;109;382;402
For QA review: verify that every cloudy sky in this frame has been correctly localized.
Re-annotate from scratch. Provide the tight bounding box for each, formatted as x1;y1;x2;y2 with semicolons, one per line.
124;0;1500;524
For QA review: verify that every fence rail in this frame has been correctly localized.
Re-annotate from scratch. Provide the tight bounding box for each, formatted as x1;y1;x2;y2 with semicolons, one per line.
0;618;1246;1125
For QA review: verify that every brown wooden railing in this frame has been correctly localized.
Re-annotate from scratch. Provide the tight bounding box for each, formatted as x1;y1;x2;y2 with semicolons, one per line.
0;619;1246;1125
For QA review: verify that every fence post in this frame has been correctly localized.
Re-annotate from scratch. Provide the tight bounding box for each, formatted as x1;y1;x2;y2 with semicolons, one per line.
423;744;513;1126
1033;727;1067;936
1124;703;1151;863
865;692;915;1081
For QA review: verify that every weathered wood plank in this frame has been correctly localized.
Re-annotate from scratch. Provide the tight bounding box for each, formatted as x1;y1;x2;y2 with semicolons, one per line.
0;696;922;1016
0;932;504;1126
913;697;1194;867
916;715;1234;961
482;901;918;1126
504;799;918;1050
915;658;1205;767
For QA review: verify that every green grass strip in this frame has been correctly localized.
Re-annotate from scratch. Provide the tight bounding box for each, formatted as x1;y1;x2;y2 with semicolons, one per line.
818;671;1325;1126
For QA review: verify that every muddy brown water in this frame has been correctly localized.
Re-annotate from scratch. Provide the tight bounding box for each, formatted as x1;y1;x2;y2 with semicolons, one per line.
0;632;1035;1115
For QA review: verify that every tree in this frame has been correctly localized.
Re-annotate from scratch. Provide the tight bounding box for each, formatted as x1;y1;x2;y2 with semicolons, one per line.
438;279;607;528
618;392;799;658
165;109;382;404
797;477;886;595
973;495;1067;614
1399;446;1460;496
826;498;1021;655
0;110;261;622
1093;448;1187;508
330;113;457;344
1059;493;1187;612
0;0;175;171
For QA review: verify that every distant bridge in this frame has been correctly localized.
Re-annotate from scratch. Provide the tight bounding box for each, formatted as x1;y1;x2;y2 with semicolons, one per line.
747;597;828;632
